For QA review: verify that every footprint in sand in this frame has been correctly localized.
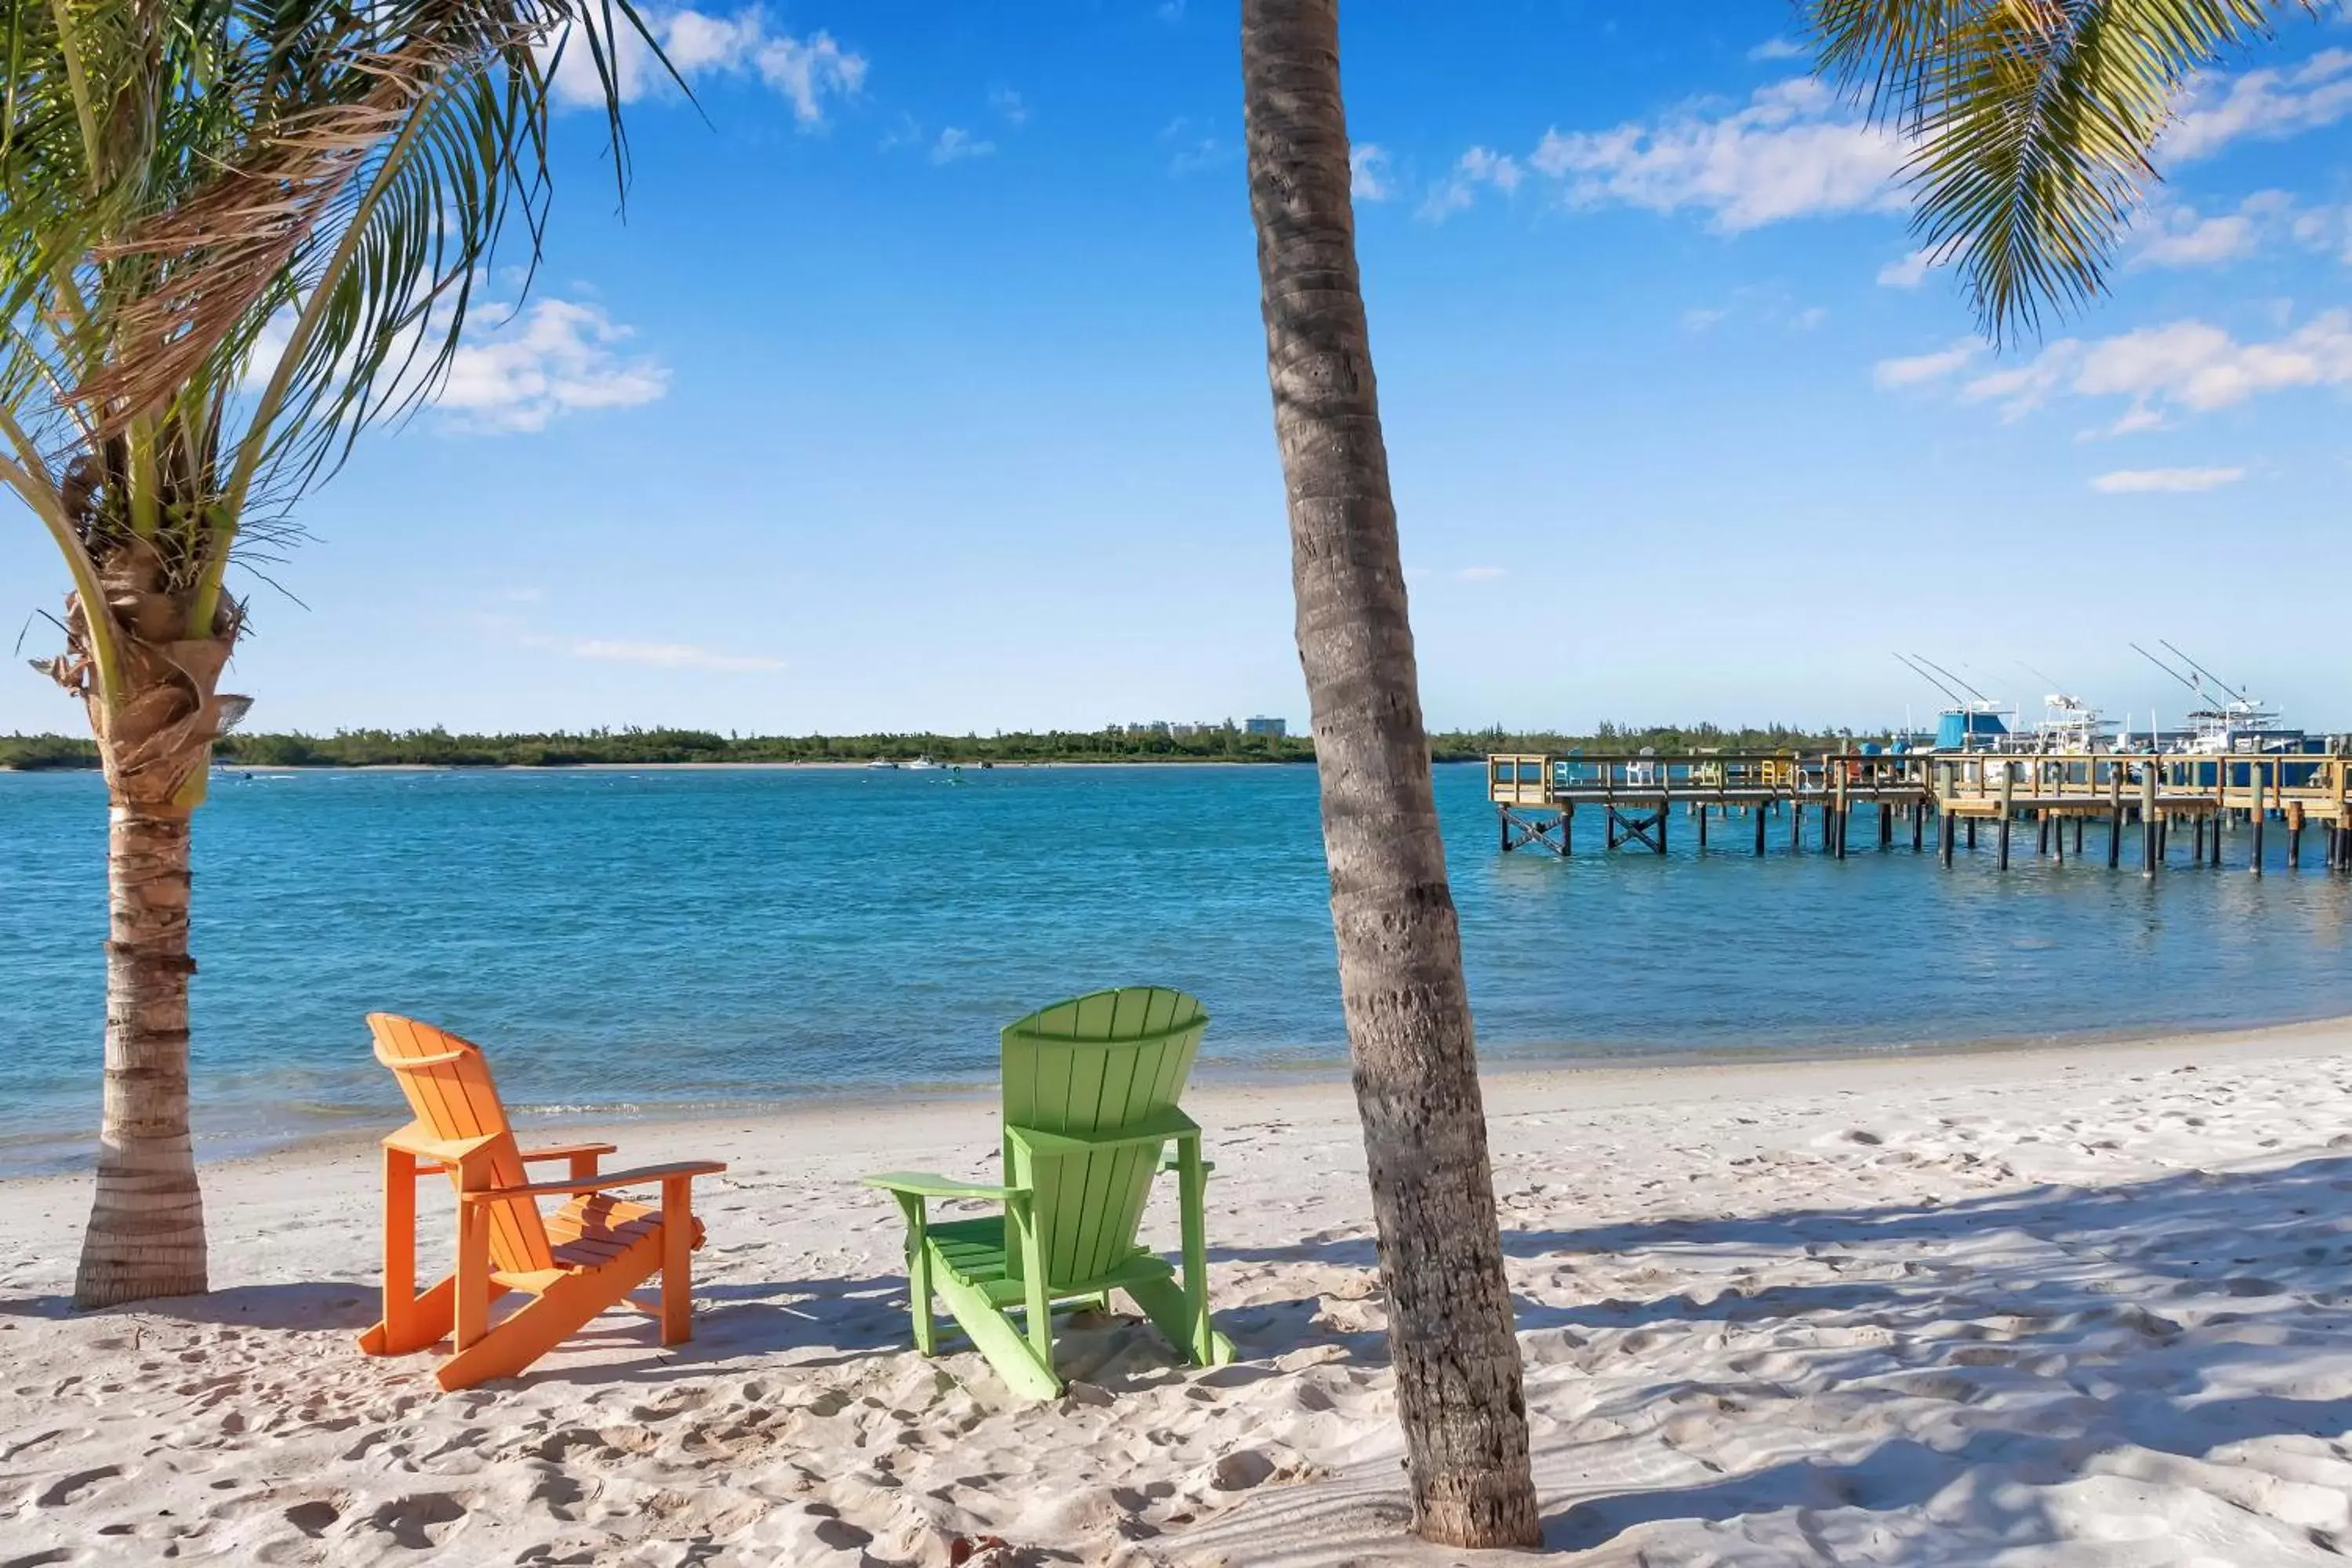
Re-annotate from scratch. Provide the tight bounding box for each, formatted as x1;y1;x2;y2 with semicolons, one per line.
34;1466;118;1508
282;1498;341;1538
365;1491;469;1551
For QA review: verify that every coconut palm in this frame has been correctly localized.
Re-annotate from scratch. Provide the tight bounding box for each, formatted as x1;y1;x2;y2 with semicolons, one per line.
1813;0;2309;343
1239;0;1541;1548
2;0;648;1308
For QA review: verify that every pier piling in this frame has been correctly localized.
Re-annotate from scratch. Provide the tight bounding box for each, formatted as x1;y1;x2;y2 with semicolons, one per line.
1483;750;2349;884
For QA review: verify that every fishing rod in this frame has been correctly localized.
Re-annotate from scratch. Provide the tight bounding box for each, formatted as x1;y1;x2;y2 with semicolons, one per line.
2158;641;2252;706
2130;641;2205;697
1915;654;1991;705
1893;652;1965;706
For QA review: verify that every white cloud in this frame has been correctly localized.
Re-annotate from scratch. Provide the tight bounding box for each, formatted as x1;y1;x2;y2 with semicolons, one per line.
1933;310;2352;422
2131;191;2302;269
930;127;994;163
435;299;669;433
1793;305;1829;330
565;640;784;673
1455;566;1508;583
1681;305;1731;332
2161;49;2352;162
2138;211;2258;267
1421;146;1522;220
2290;203;2352;264
2102;405;2172;437
756;31;868;123
1873;339;1981;388
1877;247;1943;288
989;85;1027;125
242;295;665;434
2134;191;2352;270
545;11;866;125
1528;78;1905;231
1748;37;1808;61
2090;466;2245;493
1351;143;1393;203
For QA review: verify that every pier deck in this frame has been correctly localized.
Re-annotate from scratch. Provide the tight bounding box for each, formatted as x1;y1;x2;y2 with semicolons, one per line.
1486;752;2352;873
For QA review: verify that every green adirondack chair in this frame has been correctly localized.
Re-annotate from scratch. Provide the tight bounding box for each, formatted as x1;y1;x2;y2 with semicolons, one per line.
863;986;1236;1399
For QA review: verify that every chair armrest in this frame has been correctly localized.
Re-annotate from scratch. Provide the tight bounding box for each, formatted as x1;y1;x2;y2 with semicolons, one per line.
517;1142;619;1165
862;1171;1026;1202
415;1140;619;1176
1159;1152;1216;1176
384;1126;502;1167
461;1160;726;1202
1008;1106;1200;1157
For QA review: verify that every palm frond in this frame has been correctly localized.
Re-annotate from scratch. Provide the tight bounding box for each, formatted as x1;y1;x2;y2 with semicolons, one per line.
0;0;666;648
1813;0;2285;343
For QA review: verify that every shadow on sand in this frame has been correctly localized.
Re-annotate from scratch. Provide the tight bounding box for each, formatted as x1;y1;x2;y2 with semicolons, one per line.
1189;1154;2352;1559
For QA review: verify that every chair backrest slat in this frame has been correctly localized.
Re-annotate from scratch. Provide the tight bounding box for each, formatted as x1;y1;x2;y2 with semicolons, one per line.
367;1013;553;1275
1001;987;1207;1287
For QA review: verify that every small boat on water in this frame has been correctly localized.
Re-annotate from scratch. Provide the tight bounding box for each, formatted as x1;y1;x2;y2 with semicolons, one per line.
905;755;942;771
866;757;899;770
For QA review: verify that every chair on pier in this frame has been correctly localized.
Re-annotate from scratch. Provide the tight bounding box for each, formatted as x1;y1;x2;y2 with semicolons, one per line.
357;1013;725;1390
863;986;1234;1399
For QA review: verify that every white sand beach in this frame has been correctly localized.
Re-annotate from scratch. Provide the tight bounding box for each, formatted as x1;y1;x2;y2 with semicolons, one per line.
3;1021;2349;1566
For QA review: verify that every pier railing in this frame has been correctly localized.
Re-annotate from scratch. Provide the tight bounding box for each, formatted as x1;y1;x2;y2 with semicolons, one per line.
1486;752;2352;869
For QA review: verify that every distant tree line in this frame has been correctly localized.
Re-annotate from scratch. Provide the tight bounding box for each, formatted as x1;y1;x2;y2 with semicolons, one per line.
2;721;1863;771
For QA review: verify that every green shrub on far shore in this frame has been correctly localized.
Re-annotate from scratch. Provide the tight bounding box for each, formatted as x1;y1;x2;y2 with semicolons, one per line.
3;721;1857;772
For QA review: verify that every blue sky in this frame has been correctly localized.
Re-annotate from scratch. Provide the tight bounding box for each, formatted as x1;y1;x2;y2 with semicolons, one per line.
7;0;2350;738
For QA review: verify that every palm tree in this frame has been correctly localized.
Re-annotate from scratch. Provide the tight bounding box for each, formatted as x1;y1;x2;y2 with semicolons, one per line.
1813;0;2300;343
1239;0;1541;1549
2;0;646;1308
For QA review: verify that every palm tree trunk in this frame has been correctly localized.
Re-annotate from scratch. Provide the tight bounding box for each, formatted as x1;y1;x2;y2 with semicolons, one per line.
1240;0;1541;1549
60;568;233;1309
75;798;209;1307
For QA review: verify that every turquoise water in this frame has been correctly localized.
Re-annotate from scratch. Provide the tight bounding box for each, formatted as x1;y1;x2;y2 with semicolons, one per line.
5;763;2350;1174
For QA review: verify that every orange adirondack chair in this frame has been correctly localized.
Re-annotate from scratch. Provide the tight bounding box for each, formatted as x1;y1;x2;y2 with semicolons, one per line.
355;1013;725;1390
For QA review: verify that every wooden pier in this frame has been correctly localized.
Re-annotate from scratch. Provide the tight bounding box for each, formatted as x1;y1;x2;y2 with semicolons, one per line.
1487;752;2352;876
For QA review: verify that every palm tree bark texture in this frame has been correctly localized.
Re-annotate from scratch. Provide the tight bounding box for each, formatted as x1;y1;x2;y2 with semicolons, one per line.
61;557;236;1308
1240;0;1541;1549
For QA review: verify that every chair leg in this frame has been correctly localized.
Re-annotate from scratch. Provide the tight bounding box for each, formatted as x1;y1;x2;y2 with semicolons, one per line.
933;1267;1061;1400
1127;1272;1235;1370
891;1192;936;1356
361;1147;425;1356
361;1271;460;1357
660;1176;693;1347
1174;1134;1227;1366
909;1236;937;1356
1013;1210;1054;1372
437;1238;665;1391
455;1204;492;1352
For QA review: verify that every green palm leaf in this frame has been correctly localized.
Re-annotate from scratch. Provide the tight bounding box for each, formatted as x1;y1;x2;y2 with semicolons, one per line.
1813;0;2288;343
2;0;671;659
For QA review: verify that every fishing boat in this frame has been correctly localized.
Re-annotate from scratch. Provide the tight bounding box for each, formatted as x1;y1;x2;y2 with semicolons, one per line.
1896;654;2015;753
905;754;942;771
2027;691;2115;753
2132;642;2310;755
865;757;898;770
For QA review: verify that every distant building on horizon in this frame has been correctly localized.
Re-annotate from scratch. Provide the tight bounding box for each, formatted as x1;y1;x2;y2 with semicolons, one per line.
1244;716;1287;737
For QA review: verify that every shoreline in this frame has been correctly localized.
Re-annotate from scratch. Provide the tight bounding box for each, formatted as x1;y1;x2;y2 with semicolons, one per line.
11;1008;2346;1185
0;759;1746;776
